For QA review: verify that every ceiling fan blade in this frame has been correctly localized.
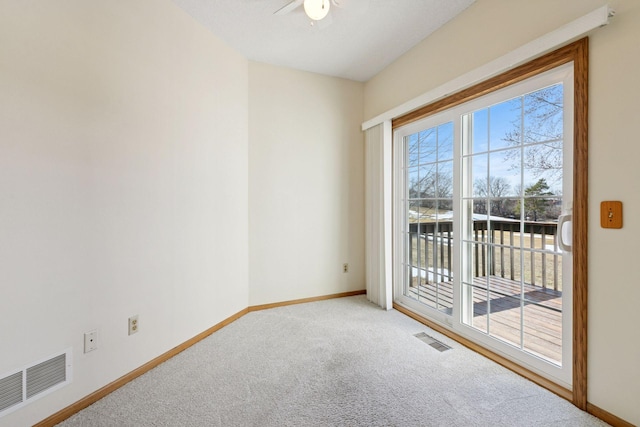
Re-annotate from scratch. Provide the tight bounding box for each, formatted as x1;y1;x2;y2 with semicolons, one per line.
274;0;304;15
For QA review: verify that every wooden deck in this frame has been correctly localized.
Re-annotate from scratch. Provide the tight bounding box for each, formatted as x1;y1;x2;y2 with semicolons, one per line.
408;276;562;364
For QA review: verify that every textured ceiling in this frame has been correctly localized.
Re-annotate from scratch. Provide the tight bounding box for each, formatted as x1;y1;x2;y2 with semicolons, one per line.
171;0;476;82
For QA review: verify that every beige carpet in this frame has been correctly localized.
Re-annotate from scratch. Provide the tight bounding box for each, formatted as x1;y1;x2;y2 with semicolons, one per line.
58;295;608;426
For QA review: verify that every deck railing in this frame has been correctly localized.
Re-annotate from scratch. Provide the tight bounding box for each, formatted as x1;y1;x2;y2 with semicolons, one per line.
408;219;562;291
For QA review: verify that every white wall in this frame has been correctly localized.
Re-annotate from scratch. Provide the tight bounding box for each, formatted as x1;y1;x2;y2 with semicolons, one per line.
0;1;249;426
364;0;640;424
6;0;635;424
248;62;365;305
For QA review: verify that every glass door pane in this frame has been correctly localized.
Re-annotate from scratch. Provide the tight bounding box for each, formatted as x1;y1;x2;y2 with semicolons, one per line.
402;122;454;315
461;83;568;366
394;65;574;386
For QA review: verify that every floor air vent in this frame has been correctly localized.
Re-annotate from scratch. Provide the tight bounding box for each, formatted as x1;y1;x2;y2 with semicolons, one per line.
0;349;72;418
414;332;452;352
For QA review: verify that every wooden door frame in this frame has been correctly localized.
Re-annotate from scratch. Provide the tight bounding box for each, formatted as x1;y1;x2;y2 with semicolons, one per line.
392;38;589;409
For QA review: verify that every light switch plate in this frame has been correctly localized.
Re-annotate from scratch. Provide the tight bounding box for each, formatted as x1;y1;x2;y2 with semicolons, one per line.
600;201;622;229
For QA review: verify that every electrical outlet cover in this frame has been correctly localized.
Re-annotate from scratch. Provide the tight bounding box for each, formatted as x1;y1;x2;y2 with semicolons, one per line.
128;315;139;335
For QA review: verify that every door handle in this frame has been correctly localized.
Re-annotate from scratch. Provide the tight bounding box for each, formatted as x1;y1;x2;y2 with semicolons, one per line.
557;214;572;252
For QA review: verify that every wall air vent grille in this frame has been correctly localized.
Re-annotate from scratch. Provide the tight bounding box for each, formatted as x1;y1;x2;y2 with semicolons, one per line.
0;349;72;418
26;353;66;399
0;372;23;412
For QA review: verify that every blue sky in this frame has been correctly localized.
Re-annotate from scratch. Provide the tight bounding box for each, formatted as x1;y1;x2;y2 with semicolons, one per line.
408;83;564;197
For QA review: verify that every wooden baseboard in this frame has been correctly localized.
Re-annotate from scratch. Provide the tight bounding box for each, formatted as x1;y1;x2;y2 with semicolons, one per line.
33;307;249;427
587;403;636;427
393;303;573;400
39;291;632;427
249;289;366;312
33;290;365;427
393;303;637;427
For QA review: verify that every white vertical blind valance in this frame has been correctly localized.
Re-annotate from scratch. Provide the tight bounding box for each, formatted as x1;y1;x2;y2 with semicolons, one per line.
364;121;393;310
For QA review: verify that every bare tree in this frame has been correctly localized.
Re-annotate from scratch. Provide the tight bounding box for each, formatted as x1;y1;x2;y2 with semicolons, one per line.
407;128;438;167
503;84;564;186
473;176;514;217
409;171;452;205
474;176;511;199
407;126;453;209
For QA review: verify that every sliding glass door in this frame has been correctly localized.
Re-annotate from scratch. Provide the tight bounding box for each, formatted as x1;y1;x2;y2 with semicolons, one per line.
402;121;454;314
394;65;574;386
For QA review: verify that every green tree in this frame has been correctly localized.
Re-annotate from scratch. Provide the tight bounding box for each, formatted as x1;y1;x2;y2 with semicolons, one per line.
520;178;555;221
